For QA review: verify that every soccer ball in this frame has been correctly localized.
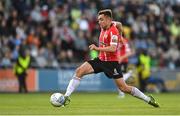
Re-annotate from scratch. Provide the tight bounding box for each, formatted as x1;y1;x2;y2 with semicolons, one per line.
50;93;65;107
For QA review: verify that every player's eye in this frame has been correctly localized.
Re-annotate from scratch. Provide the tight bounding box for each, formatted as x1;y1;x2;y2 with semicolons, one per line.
97;18;104;23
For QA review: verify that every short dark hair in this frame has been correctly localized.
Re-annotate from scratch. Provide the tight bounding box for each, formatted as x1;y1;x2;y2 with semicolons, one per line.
98;9;112;18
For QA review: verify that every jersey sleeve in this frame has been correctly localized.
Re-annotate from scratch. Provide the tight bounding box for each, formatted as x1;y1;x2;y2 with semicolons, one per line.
110;29;119;46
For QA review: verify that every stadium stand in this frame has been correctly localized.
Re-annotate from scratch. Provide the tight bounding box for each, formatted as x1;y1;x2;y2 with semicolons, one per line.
0;0;180;69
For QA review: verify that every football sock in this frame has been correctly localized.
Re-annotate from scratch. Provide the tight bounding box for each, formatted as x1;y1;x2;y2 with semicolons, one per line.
64;76;81;97
131;87;150;103
123;70;132;81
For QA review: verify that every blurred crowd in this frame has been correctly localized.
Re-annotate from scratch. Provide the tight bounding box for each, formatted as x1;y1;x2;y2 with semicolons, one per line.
0;0;180;69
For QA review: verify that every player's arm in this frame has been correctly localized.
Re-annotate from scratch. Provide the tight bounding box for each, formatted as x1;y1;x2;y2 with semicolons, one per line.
113;21;123;36
89;44;116;52
89;33;118;52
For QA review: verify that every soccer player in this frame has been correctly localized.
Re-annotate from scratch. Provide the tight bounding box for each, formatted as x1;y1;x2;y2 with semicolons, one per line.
62;9;159;107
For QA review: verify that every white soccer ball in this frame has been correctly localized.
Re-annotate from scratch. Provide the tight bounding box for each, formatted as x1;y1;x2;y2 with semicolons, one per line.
50;93;65;107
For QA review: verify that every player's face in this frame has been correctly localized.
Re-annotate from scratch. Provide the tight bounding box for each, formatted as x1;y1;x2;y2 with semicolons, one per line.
98;14;111;29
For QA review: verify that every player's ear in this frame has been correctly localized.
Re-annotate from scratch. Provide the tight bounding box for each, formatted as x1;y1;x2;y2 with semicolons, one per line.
107;16;112;21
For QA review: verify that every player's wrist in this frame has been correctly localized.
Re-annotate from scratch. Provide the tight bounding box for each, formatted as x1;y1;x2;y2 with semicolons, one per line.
96;47;100;51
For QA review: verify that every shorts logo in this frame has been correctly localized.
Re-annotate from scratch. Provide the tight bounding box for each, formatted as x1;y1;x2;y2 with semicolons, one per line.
113;68;119;75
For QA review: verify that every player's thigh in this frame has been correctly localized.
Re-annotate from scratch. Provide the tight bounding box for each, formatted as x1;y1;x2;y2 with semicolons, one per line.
103;61;123;79
75;61;94;77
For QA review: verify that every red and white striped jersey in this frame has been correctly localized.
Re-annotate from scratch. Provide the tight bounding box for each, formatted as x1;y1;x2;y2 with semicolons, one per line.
98;23;120;61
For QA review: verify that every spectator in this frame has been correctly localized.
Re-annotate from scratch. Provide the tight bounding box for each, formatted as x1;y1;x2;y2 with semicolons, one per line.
0;0;179;69
13;47;31;93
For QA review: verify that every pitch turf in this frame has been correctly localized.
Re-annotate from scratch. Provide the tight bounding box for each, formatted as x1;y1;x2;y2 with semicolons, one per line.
0;92;180;115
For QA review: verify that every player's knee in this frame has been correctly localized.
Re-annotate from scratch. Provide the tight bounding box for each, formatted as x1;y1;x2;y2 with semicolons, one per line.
119;86;131;93
75;67;84;77
119;87;126;93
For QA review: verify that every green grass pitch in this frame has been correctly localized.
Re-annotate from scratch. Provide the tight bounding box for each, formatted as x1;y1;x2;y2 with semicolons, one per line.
0;92;180;115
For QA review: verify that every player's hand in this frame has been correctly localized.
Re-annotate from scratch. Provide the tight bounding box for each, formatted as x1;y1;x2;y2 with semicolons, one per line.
89;44;98;50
